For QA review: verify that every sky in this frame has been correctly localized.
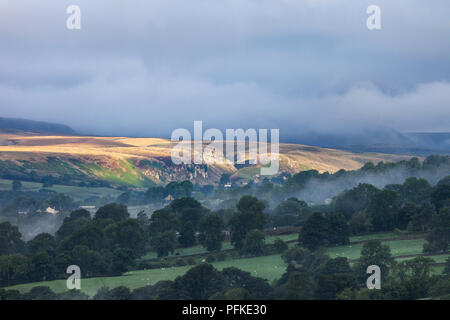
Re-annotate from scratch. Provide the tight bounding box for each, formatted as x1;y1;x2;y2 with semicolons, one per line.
0;0;450;138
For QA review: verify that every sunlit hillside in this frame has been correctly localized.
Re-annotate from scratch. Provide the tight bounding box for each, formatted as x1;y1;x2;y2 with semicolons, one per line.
0;133;416;186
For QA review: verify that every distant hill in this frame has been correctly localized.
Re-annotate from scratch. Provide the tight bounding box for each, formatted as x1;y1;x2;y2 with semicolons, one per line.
0;117;75;135
0;133;415;187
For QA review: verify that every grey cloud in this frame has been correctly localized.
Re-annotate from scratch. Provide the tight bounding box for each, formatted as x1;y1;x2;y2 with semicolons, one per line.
0;0;449;138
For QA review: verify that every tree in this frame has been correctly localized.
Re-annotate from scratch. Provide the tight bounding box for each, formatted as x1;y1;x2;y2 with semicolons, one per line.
242;229;266;256
12;180;22;191
354;240;395;284
173;263;225;300
59;223;106;252
149;209;179;235
94;203;129;222
178;220;196;247
277;269;313;300
27;233;56;254
198;214;225;252
273;238;288;253
298;212;330;251
315;257;356;300
399;177;432;205
366;190;399;232
229;196;267;249
145;186;167;203
327;213;350;246
94;286;132;300
136;211;150;229
25;286;56;300
29;252;57;282
70;245;106;277
431;184;450;211
172;199;207;247
273;198;309;227
104;219;147;256
407;203;434;232
0;254;31;287
332;183;379;220
111;248;134;275
47;193;79;212
152;231;177;257
221;267;272;300
223;287;249;300
424;206;450;252
0;222;25;255
165;181;193;198
56;209;91;241
387;256;435;299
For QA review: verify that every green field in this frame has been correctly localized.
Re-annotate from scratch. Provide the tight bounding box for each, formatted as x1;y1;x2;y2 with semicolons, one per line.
6;234;446;297
349;232;400;242
140;233;299;260
0;178;122;200
396;254;450;263
8;254;286;297
326;238;426;261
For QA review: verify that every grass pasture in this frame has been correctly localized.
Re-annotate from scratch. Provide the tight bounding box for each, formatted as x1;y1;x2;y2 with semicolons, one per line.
6;233;446;297
8;254;286;297
140;233;299;260
326;238;426;261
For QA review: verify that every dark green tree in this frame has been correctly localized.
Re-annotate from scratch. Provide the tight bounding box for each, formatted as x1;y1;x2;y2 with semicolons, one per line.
111;248;135;275
424;206;450;252
0;222;25;255
56;209;91;241
332;183;379;220
327;213;350;246
27;233;56;254
152;231;177;257
173;263;225;300
0;254;31;287
198;214;225;252
431;184;450;211
242;229;266;256
298;212;330;251
229;196;267;249
94;203;129;222
315;257;356;300
104;219;147;256
149;209;179;235
30;252;57;282
366;190;399;232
